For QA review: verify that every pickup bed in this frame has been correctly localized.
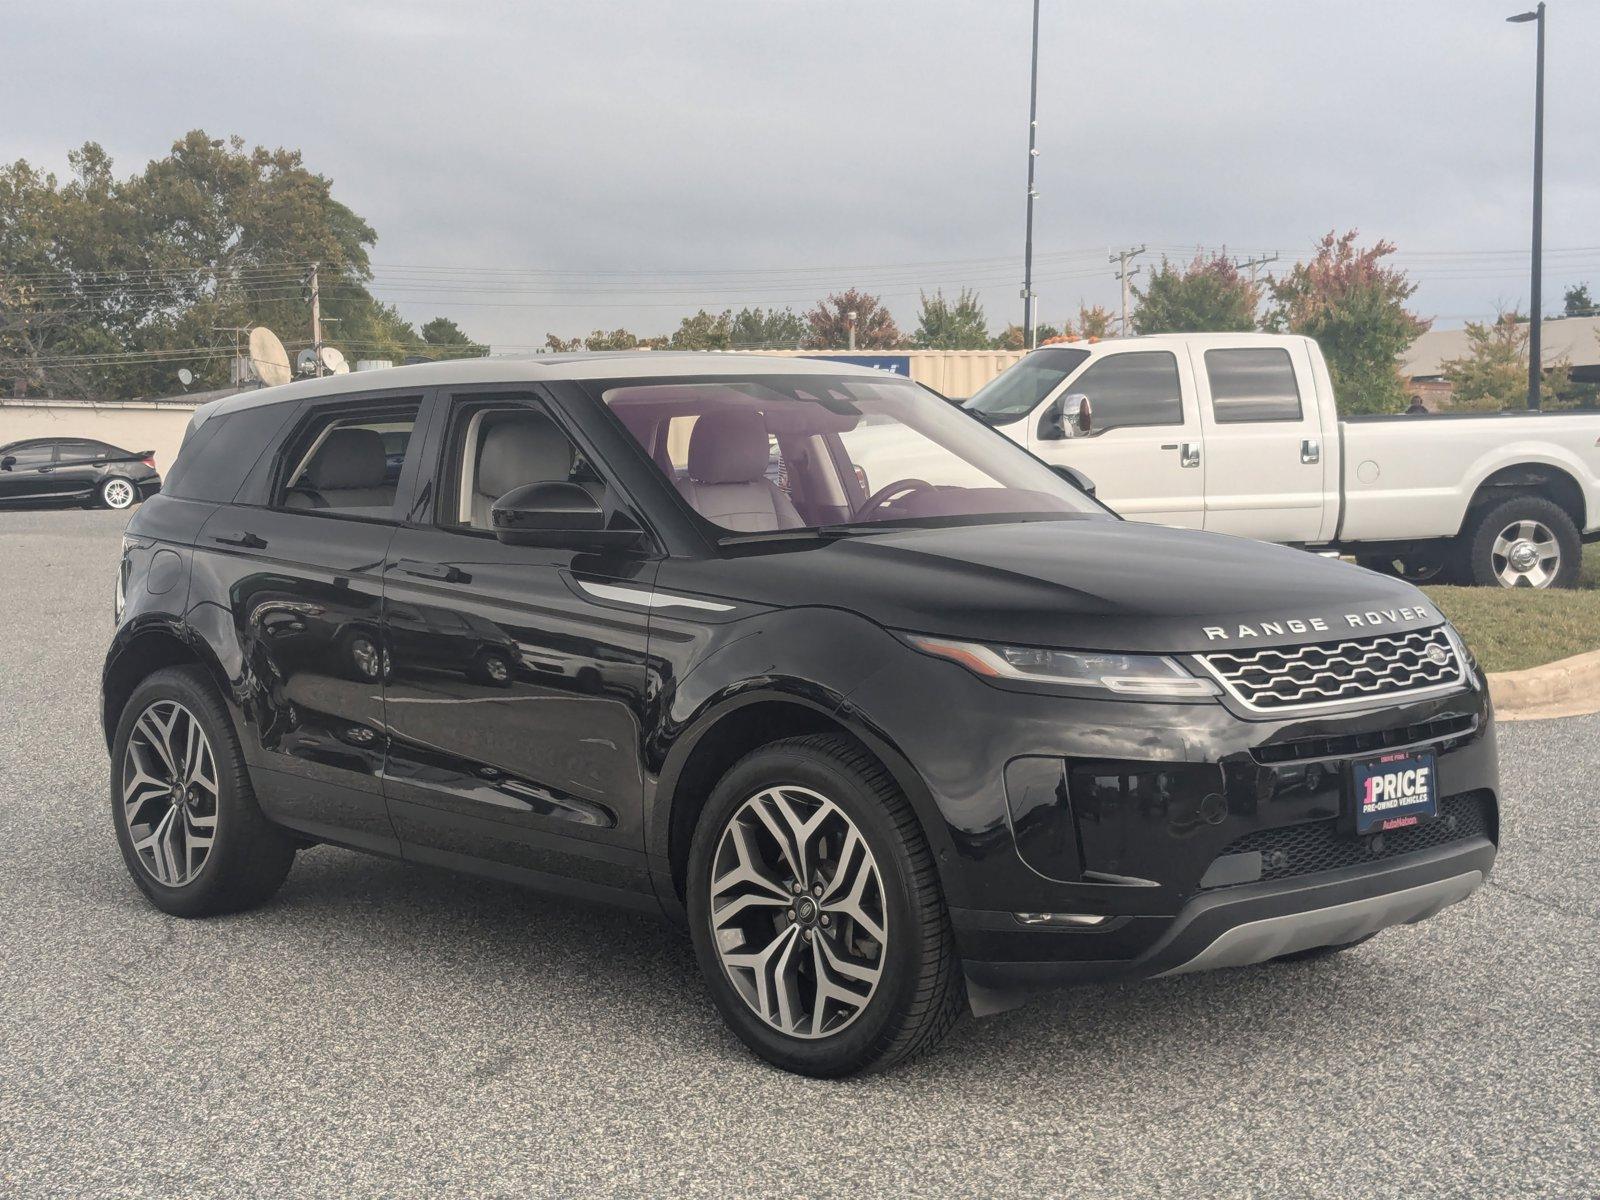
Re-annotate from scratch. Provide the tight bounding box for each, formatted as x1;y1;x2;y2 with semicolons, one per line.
965;332;1600;587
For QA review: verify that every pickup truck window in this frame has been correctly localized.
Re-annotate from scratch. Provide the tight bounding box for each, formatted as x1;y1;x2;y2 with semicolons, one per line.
1205;348;1303;423
1070;351;1183;431
964;347;1090;423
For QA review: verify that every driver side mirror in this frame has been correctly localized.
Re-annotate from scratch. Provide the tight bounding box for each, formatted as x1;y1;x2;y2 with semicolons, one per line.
1038;394;1092;441
0;456;14;472
491;482;643;550
1050;464;1096;497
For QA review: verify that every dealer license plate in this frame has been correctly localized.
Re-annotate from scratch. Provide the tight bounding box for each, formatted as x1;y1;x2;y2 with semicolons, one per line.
1351;751;1438;834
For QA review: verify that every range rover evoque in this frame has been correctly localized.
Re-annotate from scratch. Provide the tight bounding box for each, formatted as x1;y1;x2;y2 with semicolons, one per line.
103;354;1499;1076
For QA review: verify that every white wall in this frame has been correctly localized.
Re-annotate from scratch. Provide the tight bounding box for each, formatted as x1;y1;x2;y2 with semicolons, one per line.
0;401;199;476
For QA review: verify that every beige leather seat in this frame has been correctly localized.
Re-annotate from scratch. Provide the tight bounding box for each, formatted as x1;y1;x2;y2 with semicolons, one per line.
285;428;395;513
675;410;802;532
470;411;596;529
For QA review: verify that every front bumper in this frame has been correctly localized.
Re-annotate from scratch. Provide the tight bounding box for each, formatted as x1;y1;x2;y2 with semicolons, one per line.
960;836;1493;1011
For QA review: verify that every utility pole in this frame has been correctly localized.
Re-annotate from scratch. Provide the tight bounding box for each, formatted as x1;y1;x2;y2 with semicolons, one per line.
1021;0;1041;348
847;310;858;351
1233;251;1279;285
308;263;324;377
1110;245;1146;337
1508;3;1546;410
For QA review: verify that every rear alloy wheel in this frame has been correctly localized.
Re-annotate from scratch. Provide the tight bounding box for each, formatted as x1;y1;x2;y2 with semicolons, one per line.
111;665;296;917
1465;495;1580;589
99;477;136;510
687;734;965;1077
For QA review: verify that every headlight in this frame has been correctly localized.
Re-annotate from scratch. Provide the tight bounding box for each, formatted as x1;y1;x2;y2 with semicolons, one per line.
1441;621;1480;680
902;635;1219;698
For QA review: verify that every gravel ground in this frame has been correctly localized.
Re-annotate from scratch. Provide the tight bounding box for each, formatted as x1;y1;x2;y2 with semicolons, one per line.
1;508;1596;1199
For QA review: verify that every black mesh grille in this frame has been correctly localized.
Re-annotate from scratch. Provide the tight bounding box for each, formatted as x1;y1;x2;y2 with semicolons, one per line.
1252;714;1477;765
1201;792;1494;888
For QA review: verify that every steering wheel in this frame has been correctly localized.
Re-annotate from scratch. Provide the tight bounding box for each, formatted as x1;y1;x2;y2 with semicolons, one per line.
858;477;937;516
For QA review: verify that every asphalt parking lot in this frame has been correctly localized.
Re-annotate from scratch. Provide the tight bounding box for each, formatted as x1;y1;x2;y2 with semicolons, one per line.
1;508;1595;1199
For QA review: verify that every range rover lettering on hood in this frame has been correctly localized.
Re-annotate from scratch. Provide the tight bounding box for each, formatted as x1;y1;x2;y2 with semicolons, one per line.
1203;605;1434;643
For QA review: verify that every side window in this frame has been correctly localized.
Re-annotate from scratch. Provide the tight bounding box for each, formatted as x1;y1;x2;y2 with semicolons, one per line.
2;442;55;468
275;402;421;518
442;398;604;532
165;403;300;503
1070;352;1183;432
1205;348;1303;423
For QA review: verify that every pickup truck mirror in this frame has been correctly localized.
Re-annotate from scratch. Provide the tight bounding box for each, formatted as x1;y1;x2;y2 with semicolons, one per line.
1050;464;1096;497
490;482;643;550
1038;393;1093;441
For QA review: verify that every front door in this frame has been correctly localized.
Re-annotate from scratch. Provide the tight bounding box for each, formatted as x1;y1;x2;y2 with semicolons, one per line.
1026;349;1206;528
379;391;659;902
1193;342;1329;542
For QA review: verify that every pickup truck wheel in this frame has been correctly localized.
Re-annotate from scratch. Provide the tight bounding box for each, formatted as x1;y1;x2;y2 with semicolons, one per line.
1356;549;1462;585
1466;496;1580;589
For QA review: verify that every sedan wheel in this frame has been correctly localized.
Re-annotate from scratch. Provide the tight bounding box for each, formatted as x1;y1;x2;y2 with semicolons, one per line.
100;477;136;510
709;785;888;1039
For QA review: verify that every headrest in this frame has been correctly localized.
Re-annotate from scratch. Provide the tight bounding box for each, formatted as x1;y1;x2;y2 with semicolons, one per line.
306;427;387;491
687;409;770;485
477;412;574;499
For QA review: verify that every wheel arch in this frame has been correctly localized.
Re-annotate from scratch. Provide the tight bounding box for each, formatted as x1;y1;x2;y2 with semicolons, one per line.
1457;459;1588;538
101;621;233;751
652;690;956;914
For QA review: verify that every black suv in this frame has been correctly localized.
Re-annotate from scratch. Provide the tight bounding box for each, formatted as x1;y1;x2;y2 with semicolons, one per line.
103;355;1498;1076
1;437;161;509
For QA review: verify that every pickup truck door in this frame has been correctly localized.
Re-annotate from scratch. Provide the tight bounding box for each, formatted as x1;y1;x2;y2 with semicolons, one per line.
1193;342;1330;542
1025;348;1205;528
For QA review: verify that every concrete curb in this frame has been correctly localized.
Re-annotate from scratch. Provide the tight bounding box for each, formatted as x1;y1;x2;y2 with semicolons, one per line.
1488;648;1600;722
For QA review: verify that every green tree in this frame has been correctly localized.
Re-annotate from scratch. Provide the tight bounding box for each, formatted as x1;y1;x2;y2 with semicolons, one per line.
730;306;806;348
803;289;901;349
669;309;734;351
1439;311;1571;411
1265;230;1430;415
911;288;990;349
1564;283;1596;317
418;316;487;358
1131;252;1261;334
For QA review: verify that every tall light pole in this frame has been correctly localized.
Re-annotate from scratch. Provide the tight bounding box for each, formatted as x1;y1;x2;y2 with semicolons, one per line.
1021;0;1041;349
1508;3;1545;411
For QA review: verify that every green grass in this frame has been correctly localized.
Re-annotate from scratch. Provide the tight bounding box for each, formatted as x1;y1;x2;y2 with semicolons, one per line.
1422;545;1600;673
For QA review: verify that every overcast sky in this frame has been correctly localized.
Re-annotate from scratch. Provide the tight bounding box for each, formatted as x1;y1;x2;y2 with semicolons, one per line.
8;0;1598;348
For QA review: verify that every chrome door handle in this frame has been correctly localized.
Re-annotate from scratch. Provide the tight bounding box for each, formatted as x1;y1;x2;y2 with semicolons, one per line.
1301;438;1321;464
1180;442;1201;468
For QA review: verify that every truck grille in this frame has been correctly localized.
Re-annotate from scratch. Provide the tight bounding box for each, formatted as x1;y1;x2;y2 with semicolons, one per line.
1197;626;1465;714
1200;792;1494;888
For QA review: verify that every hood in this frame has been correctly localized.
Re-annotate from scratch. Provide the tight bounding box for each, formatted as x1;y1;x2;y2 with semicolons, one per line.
680;519;1443;654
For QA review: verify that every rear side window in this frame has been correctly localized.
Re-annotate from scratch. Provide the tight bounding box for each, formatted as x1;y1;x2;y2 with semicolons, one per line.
1070;352;1183;431
1205;348;1303;423
163;403;298;502
275;403;421;519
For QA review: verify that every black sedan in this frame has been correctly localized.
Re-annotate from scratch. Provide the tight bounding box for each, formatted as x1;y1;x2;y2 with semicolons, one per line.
0;438;162;510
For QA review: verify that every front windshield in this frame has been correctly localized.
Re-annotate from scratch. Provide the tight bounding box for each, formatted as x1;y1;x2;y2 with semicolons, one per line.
601;373;1103;535
964;347;1090;423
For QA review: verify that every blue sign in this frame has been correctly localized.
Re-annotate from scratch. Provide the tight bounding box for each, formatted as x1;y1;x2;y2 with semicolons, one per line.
802;354;912;377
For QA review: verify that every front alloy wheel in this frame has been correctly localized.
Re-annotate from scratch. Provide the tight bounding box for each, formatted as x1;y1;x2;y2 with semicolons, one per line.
1489;519;1561;588
709;786;888;1039
100;477;136;510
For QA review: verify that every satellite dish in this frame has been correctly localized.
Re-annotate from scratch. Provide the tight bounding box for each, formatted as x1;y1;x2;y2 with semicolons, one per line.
319;346;350;375
295;347;319;376
177;368;194;388
247;327;292;387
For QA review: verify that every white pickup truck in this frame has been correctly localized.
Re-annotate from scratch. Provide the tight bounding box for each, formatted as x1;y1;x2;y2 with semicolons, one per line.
964;332;1600;588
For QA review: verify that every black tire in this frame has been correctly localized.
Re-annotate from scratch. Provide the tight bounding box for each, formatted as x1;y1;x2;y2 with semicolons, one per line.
1464;495;1581;589
469;649;514;688
686;734;966;1077
1273;932;1378;963
110;665;296;917
98;476;138;510
1355;547;1465;586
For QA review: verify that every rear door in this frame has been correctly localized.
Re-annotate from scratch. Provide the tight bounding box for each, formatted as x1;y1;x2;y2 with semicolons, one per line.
51;439;111;499
0;441;58;501
1193;342;1329;542
191;392;426;854
378;388;660;901
1025;349;1206;528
